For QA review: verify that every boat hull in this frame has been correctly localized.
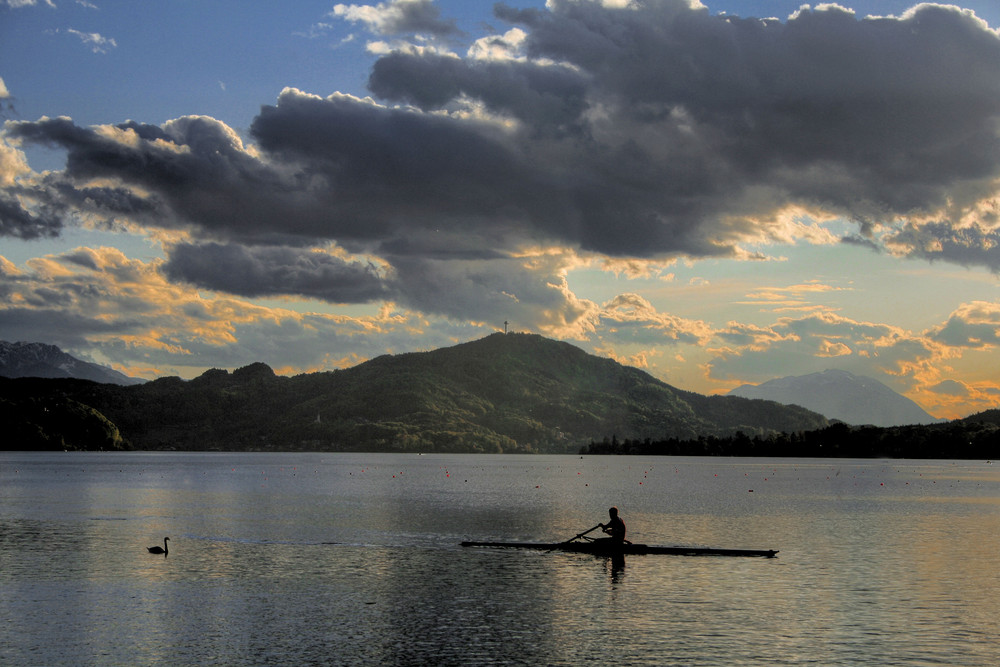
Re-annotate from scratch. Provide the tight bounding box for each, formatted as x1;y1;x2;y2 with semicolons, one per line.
461;541;778;558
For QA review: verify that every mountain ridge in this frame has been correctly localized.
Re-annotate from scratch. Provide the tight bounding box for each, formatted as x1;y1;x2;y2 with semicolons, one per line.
0;340;143;386
1;333;830;452
728;369;941;427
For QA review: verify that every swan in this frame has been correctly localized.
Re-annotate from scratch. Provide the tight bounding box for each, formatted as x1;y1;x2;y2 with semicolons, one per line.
147;537;169;555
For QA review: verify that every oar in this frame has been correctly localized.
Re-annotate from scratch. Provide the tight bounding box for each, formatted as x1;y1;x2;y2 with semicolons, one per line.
555;524;603;547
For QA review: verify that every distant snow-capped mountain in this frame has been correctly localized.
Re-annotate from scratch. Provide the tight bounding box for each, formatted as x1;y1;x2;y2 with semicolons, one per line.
727;369;941;427
0;341;143;386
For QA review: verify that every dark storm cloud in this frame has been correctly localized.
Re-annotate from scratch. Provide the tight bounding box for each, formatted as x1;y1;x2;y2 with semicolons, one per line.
162;242;389;303
885;221;1000;271
385;252;590;324
4;1;1000;308
0;190;63;239
248;88;570;247
251;87;731;257
367;51;591;133
367;0;1000;255
498;1;1000;220
162;240;589;327
0;170;159;239
5;115;318;244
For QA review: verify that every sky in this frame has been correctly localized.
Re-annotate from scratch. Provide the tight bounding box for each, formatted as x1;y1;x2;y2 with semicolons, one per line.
2;0;1000;419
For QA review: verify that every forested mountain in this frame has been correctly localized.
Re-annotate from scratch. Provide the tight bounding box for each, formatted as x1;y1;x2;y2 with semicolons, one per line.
1;333;829;453
582;419;999;460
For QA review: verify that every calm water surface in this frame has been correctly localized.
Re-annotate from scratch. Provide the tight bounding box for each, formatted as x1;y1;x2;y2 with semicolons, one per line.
1;452;999;665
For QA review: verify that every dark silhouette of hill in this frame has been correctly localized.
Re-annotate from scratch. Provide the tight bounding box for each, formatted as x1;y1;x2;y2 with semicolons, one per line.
961;409;1000;427
583;415;1000;460
1;333;829;453
0;382;128;452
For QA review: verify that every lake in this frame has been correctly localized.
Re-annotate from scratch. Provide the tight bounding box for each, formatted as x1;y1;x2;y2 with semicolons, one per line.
1;452;999;665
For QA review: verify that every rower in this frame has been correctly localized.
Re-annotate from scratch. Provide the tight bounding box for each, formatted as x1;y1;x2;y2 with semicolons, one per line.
599;506;627;544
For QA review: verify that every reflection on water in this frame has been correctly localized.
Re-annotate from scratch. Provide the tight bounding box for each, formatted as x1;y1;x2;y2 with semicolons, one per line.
1;452;999;665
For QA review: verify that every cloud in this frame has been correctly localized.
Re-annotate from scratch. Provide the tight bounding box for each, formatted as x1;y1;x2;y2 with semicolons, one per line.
332;0;460;38
929;379;970;396
928;300;1000;348
5;114;302;242
248;88;565;248
467;27;528;61
4;1;1000;329
13;4;997;257
0;127;160;238
740;281;851;312
708;311;941;383
919;376;1000;418
884;219;1000;271
0;191;64;239
66;29;117;53
597;292;712;346
582;288;1000;419
0;136;66;238
0;246;486;378
699;297;1000;417
387;249;601;337
161;242;604;337
0;135;29;185
162;242;390;303
0;76;15;118
2;0;55;7
600;257;676;280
